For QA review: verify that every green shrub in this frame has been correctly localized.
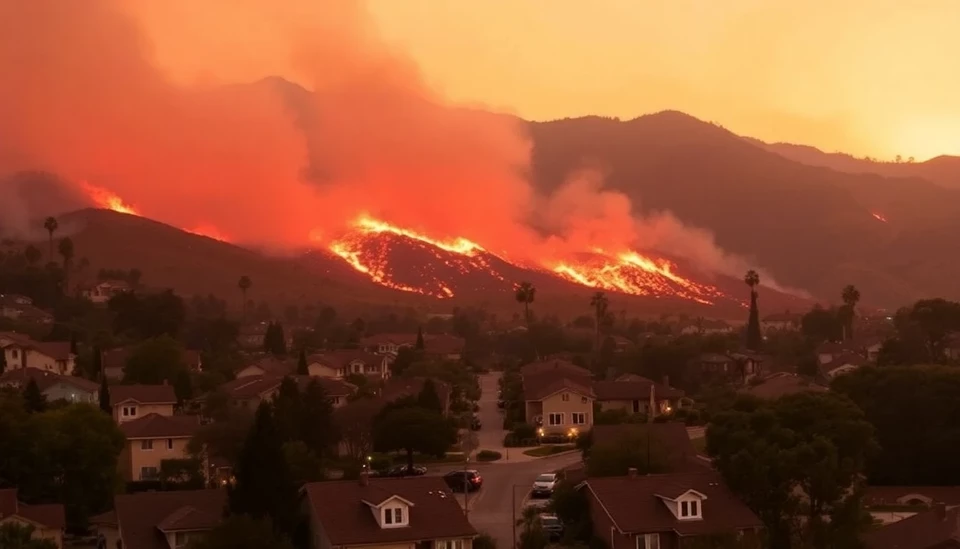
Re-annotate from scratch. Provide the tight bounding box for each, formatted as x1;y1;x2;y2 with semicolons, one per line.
476;450;502;462
511;422;537;440
474;533;497;549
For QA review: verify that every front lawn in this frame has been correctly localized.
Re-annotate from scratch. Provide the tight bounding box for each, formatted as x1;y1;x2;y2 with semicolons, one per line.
522;444;576;457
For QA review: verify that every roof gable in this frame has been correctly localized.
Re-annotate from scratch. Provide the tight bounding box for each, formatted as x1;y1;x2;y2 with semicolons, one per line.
110;384;177;405
361;494;416;509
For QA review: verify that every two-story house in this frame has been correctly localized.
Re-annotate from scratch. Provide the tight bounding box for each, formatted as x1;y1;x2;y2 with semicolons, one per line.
0;488;66;549
303;474;477;549
523;375;595;436
308;350;390;380
582;471;763;549
92;488;225;549
216;375;356;410
111;384;177;424
593;378;684;417
237;323;269;349
118;414;202;481
0;368;99;403
0;332;76;375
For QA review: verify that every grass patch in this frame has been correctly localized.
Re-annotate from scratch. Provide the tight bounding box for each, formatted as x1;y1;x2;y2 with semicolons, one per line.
388;452;466;465
523;444;576;457
476;450;502;462
691;436;706;454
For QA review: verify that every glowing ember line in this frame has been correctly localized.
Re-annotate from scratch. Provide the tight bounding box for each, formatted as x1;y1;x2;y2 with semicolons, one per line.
871;212;888;223
352;216;485;256
185;225;231;243
80;181;140;215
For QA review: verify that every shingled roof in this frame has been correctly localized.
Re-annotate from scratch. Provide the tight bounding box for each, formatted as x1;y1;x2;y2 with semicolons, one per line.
110;384;177;406
118;414;201;439
218;375;356;401
0;368;98;394
303;477;476;546
111;489;226;549
523;375;595;401
0;488;65;530
593;379;684;401
583;472;761;536
862;504;960;549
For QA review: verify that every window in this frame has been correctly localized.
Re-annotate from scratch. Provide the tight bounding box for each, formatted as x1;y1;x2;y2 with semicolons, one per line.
572;413;587;425
681;501;689;516
140;466;158;480
393;508;403;524
437;541;463;549
384;509;393;525
141;440;153;450
637;533;659;549
332;396;342;406
581;396;588;404
122;406;137;417
679;499;701;519
548;413;563;426
11;349;18;358
561;393;569;402
690;500;699;517
383;506;407;527
167;439;174;450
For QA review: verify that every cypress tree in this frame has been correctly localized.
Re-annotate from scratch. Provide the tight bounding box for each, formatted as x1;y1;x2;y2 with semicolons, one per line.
263;323;275;354
0;348;6;374
274;323;287;355
746;290;763;350
91;345;103;379
415;327;425;351
297;349;308;376
99;375;111;414
416;379;443;414
23;378;47;413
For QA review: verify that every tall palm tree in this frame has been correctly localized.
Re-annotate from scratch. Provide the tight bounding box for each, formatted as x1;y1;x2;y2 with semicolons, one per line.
744;270;760;293
841;284;861;341
744;270;762;351
238;275;252;321
514;282;536;328
590;291;609;358
43;217;58;262
58;237;74;294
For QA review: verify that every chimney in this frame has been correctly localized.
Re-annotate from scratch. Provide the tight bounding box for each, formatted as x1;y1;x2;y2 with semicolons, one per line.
359;470;369;487
934;502;946;521
627;467;638;478
662;375;670;388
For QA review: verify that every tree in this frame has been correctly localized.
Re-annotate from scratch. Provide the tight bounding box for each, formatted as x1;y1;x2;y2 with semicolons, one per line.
391;347;418;377
43;216;58;262
515;282;536;326
238;276;252;320
272;377;304;444
297;348;308;375
98;374;111;414
801;305;844;343
416;379;443;414
188;408;254;467
23;379;47;413
586;432;667;477
744;270;762;350
173;369;194;404
335;399;380;463
57;237;74;293
415;326;425;350
0;348;6;374
0;523;58;549
840;285;861;341
109;290;186;339
300;379;337;461
373;406;457;470
123;335;188;384
187;515;293;549
24;245;42;266
590;291;609;360
229;403;299;539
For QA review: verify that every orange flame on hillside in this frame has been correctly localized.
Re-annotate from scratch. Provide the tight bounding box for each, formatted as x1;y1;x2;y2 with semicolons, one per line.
872;212;888;223
185;225;232;243
81;181;140;215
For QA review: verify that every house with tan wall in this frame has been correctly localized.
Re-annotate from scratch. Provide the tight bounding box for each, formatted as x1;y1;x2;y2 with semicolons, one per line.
303;474;477;549
0;332;76;375
0;488;66;549
0;368;99;404
110;384;177;424
308;350;390;381
523;376;595;436
117;414;202;482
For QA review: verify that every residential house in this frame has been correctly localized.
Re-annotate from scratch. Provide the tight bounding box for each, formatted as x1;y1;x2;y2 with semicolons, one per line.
762;312;802;332
864;486;960;510
693;353;736;382
679;319;734;336
82;280;131;304
237;323;269;349
118;414;202;482
0;368;99;404
235;356;295;378
593;377;684;417
308;350;390;381
361;333;465;361
0;488;66;549
523;373;594;436
217;375;356;410
727;352;766;381
742;373;827;400
0;295;54;325
101;347;203;381
815;341;857;365
111;384;177;424
302;475;477;549
0;332;76;375
862;504;960;549
92;489;225;549
608;335;636;354
582;471;763;549
822;353;867;380
590;423;709;472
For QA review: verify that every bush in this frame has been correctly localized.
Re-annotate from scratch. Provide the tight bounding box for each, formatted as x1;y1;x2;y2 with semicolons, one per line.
512;422;537;440
476;450;502;462
475;533;497;549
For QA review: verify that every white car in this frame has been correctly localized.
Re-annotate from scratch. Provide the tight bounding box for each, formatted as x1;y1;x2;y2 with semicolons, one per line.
531;473;558;497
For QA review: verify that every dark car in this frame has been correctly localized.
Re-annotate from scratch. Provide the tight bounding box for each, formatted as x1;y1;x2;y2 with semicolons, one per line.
385;464;427;477
538;513;564;541
443;470;483;492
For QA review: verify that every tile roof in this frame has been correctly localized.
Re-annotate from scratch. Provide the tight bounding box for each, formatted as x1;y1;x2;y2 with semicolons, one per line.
862;505;960;549
584;472;761;536
593;380;684;401
113;489;226;549
241;356;295;377
0;336;72;360
743;373;827;400
218;375;356;401
308;350;384;368
102;348;202;373
591;423;706;473
110;384;177;405
119;414;201;439
523;374;595;401
303;477;476;546
0;368;98;394
0;488;66;529
520;359;592;380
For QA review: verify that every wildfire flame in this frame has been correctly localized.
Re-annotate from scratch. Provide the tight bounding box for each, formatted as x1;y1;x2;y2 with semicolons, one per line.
81;181;140;216
185;225;231;243
872;212;888;223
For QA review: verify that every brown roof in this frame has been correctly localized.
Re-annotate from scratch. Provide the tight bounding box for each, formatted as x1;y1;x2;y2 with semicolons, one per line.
0;368;98;394
119;414;201;439
309;350;384;368
219;375;356;401
862;505;960;549
361;333;465;356
241;356;295;377
583;472;761;536
110;384;177;406
113;489;226;549
593;380;684;401
0;336;72;360
380;377;450;407
303;477;477;546
743;373;828;400
0;488;66;530
520;359;592;380
523;374;595;401
864;486;960;507
103;348;202;373
591;423;706;473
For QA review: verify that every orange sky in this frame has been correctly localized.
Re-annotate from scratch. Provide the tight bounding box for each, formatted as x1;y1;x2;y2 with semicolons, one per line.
137;0;960;161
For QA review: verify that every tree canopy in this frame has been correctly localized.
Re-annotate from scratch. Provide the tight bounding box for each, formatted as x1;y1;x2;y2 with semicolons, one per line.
123;335;188;385
373;406;456;470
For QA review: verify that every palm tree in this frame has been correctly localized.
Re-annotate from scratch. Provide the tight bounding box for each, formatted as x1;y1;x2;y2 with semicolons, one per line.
744;270;762;351
744;270;760;292
841;284;861;341
514;282;536;327
58;237;75;294
43;216;58;262
238;275;252;320
590;291;609;358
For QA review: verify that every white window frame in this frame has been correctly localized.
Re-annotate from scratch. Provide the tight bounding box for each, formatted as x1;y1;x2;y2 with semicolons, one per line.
548;413;563;426
438;541;463;549
572;412;587;425
122;405;138;417
141;439;153;450
561;393;569;402
637;533;660;549
382;506;408;527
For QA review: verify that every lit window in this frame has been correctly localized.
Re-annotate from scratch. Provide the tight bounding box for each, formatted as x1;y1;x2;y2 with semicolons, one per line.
141;440;153;450
548;413;563;426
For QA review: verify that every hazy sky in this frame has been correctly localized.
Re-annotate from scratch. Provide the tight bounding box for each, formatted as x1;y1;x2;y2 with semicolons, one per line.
138;0;960;160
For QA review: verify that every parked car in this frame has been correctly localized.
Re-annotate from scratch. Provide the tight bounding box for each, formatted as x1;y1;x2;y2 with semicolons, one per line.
470;415;482;430
531;473;558;497
443;470;483;492
384;465;427;477
538;513;564;541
